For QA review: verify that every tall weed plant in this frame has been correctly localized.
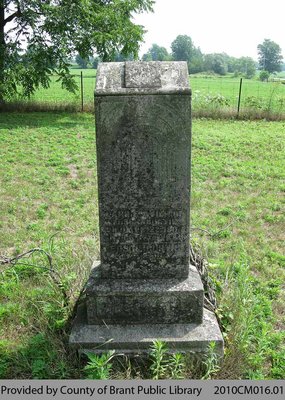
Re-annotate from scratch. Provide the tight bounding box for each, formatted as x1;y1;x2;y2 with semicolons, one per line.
150;340;186;380
217;256;284;379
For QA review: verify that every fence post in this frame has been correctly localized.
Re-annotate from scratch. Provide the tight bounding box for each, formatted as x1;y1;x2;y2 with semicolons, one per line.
81;71;84;112
237;78;243;118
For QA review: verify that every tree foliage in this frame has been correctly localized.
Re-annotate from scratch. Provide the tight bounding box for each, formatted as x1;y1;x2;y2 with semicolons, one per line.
203;53;228;75
142;43;171;61
0;0;154;101
113;51;135;62
257;39;283;74
259;70;270;82
232;56;256;79
171;35;203;73
171;35;194;61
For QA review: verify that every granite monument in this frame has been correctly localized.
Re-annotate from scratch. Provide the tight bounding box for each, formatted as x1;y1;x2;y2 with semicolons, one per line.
70;61;223;356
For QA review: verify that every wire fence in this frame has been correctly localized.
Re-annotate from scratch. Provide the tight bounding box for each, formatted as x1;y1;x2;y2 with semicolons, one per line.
29;71;96;110
190;76;285;118
9;70;285;118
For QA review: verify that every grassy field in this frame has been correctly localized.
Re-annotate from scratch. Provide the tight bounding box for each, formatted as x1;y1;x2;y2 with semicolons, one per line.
0;113;285;379
10;68;285;117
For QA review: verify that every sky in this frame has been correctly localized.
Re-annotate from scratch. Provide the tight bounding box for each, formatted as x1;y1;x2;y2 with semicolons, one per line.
133;0;285;61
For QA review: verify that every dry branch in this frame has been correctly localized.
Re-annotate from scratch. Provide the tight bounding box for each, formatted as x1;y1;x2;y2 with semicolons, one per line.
0;247;68;307
191;221;234;239
190;245;217;313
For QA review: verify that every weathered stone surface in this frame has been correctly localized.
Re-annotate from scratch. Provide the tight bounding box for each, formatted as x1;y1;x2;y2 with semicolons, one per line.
86;262;203;325
96;93;191;280
125;62;162;88
70;304;224;357
95;61;191;95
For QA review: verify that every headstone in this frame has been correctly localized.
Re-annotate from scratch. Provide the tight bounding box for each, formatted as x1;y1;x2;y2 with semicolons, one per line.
70;61;223;356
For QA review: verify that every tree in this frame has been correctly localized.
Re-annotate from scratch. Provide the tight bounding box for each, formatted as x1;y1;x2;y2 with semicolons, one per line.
0;0;153;102
75;54;89;69
142;52;152;61
142;44;171;61
171;35;203;73
189;47;203;74
259;70;270;82
232;57;256;79
226;56;237;73
171;35;194;62
203;53;228;75
257;39;283;73
113;52;135;62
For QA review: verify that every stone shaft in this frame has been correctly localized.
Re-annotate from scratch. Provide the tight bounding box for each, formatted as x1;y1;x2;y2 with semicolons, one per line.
95;63;191;279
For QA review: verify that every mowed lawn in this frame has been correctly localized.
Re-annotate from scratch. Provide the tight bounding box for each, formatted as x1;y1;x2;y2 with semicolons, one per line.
0;113;284;378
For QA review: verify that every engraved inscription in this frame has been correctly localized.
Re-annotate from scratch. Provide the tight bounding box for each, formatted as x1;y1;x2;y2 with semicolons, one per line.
101;206;188;267
102;208;186;243
96;95;191;278
125;62;162;88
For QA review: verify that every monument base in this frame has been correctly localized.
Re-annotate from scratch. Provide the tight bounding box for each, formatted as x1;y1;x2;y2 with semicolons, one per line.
69;262;223;357
69;303;223;357
86;262;204;325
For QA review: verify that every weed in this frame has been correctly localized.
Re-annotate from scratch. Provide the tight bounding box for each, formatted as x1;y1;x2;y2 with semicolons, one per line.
201;342;221;379
149;341;186;379
266;251;285;267
270;345;285;379
169;353;186;379
0;333;74;379
149;340;169;380
83;351;115;379
215;259;284;379
244;96;265;110
217;207;232;216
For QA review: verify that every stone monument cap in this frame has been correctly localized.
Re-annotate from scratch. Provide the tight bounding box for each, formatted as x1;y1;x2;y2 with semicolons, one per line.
95;61;191;96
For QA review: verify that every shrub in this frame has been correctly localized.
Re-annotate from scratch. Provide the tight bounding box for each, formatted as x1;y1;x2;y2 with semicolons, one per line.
259;70;270;82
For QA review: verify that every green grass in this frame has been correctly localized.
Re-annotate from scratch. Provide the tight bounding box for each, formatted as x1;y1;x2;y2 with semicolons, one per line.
0;112;99;378
191;76;285;117
191;75;285;99
31;69;96;109
0;113;284;378
191;119;285;378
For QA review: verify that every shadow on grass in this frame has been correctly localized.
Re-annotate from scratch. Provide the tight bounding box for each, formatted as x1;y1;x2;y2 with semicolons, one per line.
0;329;81;379
0;110;94;130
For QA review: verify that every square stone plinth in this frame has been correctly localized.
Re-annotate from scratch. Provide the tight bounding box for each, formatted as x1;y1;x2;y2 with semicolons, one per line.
86;263;203;325
69;304;223;357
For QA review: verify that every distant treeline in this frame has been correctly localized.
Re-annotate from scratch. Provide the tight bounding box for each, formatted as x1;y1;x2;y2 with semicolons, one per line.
75;35;285;79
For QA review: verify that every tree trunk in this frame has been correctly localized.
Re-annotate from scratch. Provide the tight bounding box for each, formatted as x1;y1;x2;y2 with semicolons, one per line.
0;0;5;104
